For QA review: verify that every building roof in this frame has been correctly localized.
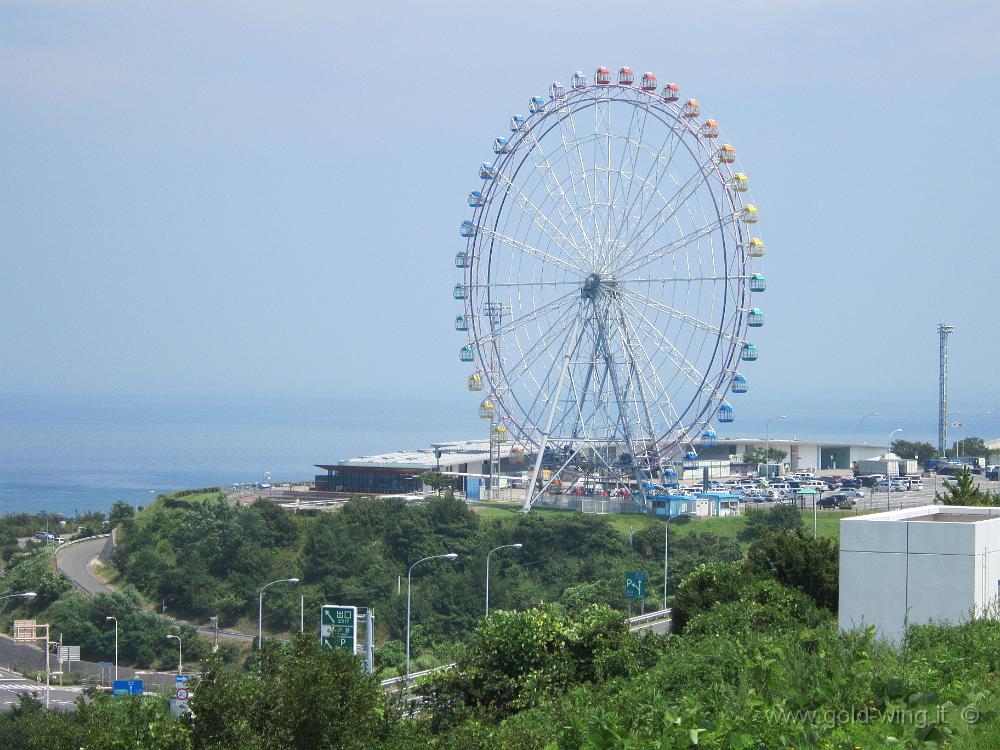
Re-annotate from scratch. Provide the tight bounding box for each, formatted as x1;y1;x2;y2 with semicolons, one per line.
317;438;516;472
844;505;1000;524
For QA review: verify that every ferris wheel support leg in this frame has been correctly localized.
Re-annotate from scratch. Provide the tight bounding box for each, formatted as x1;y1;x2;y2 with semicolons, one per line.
522;315;582;513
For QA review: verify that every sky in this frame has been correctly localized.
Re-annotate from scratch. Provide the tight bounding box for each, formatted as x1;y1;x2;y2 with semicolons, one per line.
2;0;999;440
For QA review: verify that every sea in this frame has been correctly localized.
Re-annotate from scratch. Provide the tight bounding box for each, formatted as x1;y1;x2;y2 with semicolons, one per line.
0;392;964;518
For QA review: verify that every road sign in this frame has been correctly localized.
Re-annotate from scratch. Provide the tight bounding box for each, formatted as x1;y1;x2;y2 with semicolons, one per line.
625;571;647;599
320;605;357;652
112;679;144;697
13;620;36;642
175;688;190;701
57;645;81;663
175;674;190;686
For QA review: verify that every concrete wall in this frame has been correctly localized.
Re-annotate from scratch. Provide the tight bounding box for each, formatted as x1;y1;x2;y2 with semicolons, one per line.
839;507;1000;643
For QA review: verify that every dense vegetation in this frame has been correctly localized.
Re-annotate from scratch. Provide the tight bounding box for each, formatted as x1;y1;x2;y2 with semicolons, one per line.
106;492;740;670
4;562;1000;748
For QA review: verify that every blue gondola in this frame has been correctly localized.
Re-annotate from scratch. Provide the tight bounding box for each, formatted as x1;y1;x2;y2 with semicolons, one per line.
453;283;467;300
748;308;764;327
479;162;497;179
718;403;735;423
468;191;485;208
529;96;546;114
750;273;766;292
454;251;469;268
741;343;759;361
459;345;474;362
460;220;477;238
455;315;468;332
731;374;748;394
493;136;511;154
701;428;718;446
510;114;526;132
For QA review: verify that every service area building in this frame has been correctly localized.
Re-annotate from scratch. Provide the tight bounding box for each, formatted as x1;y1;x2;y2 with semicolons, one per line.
839;505;1000;643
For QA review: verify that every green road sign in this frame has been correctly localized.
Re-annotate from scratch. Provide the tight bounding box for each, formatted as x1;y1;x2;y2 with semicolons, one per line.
320;605;357;652
625;571;647;599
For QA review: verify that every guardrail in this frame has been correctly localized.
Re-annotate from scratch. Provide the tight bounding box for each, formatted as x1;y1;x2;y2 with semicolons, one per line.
380;662;456;690
626;607;672;630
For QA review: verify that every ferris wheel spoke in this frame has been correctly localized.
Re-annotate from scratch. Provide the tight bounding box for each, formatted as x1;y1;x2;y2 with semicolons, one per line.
560;107;600;257
606;122;689;268
618;274;750;285
469;279;580;288
607;104;653;268
499;300;581;397
610;309;659;444
495;172;586;262
517;304;586;437
602;101;643;263
616;150;722;270
620;286;742;344
469;291;578;345
618;295;716;398
478;227;586;276
523;126;597;265
614;211;738;278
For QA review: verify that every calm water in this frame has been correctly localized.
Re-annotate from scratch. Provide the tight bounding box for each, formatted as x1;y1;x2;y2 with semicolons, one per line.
0;393;951;517
0;394;483;516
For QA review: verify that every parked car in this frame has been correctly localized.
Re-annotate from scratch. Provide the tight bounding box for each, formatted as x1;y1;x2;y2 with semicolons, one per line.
839;488;865;498
817;495;842;508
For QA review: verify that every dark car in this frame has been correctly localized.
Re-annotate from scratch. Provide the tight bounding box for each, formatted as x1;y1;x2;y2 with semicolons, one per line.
841;478;860;489
817;495;842;509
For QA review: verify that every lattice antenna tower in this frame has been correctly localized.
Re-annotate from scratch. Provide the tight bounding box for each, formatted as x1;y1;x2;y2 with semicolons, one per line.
938;323;955;455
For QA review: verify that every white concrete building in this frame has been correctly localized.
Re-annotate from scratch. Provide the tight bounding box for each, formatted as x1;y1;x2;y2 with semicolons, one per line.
839;505;1000;643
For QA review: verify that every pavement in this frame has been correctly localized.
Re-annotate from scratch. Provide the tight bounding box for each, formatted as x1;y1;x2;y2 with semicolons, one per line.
54;536;114;596
0;667;83;711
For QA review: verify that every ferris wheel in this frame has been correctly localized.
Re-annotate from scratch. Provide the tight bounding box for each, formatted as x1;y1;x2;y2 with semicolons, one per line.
454;66;767;510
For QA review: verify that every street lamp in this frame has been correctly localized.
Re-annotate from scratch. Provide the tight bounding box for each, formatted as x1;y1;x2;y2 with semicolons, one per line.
664;513;696;610
765;416;787;478
485;544;523;616
859;412;879;443
0;592;36;603
406;553;458;682
888;428;902;510
258;577;300;650
166;634;182;676
105;616;119;682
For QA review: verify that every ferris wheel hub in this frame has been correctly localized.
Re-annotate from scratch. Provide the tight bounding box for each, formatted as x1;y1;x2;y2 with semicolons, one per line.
581;271;618;300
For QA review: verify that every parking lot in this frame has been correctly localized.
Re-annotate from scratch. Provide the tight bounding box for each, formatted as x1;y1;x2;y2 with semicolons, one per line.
741;473;998;514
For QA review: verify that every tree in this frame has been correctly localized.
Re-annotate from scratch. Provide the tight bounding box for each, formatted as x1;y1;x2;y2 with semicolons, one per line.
747;529;839;611
950;436;990;458
419;471;458;495
936;468;999;506
744;446;787;466
890;439;938;465
108;501;136;528
741;503;804;540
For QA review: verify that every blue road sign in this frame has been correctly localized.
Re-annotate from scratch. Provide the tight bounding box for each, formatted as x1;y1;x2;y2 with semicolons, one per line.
625;571;647;599
175;674;191;686
112;679;144;697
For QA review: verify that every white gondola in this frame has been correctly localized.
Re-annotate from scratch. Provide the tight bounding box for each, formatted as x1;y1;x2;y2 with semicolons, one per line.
549;81;566;100
571;71;587;89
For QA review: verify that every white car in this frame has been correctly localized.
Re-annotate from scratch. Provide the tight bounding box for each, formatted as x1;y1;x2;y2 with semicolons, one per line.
839;488;865;498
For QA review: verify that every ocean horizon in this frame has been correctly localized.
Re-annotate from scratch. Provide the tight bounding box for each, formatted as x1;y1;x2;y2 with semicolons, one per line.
0;392;960;517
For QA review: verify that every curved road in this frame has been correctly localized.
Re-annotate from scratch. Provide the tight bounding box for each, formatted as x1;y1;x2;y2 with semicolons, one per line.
55;535;255;643
54;536;114;596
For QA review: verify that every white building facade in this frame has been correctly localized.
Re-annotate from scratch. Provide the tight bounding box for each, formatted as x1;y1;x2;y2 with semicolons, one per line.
839;505;1000;643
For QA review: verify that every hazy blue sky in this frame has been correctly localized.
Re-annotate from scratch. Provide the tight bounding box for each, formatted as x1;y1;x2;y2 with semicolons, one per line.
3;1;998;435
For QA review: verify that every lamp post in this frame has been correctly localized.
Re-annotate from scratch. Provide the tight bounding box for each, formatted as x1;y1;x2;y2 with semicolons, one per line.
485;543;523;616
406;553;458;682
258;577;300;650
166;634;182;676
859;412;879;443
664;513;696;610
888;428;902;510
105;616;118;682
765;416;787;478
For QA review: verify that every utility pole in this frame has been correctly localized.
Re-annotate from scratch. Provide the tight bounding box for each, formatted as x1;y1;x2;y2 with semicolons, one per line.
938;323;955;456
